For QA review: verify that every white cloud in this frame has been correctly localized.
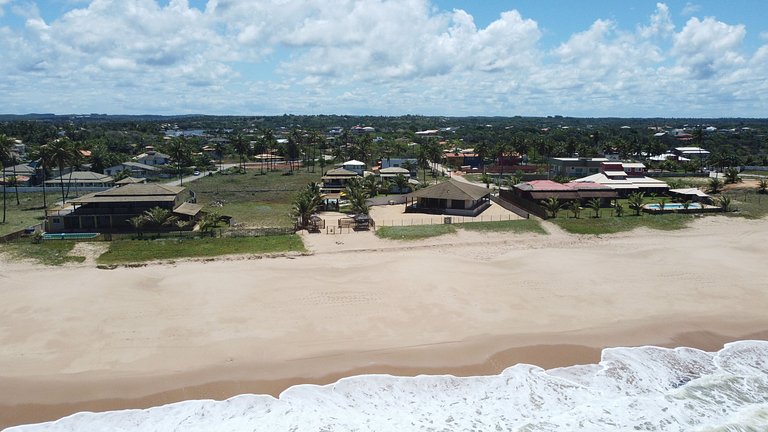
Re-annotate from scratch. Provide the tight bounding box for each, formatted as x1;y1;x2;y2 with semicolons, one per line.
682;2;700;16
672;17;746;79
0;0;766;116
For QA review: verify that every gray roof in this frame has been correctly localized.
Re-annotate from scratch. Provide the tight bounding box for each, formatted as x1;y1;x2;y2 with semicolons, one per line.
116;161;162;171
324;167;358;177
71;184;185;204
2;163;36;176
408;179;490;201
115;177;147;185
46;171;113;184
379;167;410;175
173;202;203;216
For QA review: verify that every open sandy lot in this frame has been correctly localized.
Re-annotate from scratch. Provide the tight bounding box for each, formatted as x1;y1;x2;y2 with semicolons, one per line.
1;215;767;428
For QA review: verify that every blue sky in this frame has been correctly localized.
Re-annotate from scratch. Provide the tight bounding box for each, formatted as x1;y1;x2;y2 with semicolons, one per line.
1;0;767;117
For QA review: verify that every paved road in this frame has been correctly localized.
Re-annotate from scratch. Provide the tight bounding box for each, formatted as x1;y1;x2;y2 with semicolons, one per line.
163;164;238;187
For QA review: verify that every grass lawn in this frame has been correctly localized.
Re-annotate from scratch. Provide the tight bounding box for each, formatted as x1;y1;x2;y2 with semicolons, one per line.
1;240;86;266
189;169;322;228
376;224;457;240
0;193;48;236
552;213;692;235
96;234;305;264
722;190;768;219
456;218;547;234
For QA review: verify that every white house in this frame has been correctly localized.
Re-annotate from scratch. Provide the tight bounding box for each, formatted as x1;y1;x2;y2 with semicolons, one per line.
134;150;171;166
341;160;366;176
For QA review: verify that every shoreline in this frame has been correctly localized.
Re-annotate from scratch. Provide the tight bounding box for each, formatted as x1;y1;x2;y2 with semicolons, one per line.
4;327;766;430
2;216;767;429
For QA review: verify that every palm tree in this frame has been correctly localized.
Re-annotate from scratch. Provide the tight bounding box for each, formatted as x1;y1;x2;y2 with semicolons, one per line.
345;178;370;215
417;145;429;184
0;135;22;206
233;133;248;173
127;215;147;239
142;206;175;230
166;137;192;184
291;184;321;229
758;178;768;194
394;173;409;194
627;191;645;216
614;202;625;217
541;196;562;219
724;167;742;184
47;137;78;203
717;195;733;212
587;198;601;218
0;135;12;224
707;177;724;194
569;200;581;218
198;211;221;236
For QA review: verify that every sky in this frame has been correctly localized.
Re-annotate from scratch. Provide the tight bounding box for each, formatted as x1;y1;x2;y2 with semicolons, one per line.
1;0;767;117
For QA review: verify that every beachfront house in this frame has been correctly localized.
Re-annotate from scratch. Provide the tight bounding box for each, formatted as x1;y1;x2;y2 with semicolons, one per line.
405;179;491;216
104;162;164;179
45;183;202;232
571;162;669;197
44;171;114;189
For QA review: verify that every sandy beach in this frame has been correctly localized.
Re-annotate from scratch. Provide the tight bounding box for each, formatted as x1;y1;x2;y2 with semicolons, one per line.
1;215;767;429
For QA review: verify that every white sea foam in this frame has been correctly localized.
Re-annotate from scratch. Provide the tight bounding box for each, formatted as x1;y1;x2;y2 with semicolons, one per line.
6;341;768;432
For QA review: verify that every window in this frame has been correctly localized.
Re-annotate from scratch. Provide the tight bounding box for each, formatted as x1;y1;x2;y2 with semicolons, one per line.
53;218;61;224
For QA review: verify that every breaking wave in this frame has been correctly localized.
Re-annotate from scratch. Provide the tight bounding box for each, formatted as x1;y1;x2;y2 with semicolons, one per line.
7;341;768;432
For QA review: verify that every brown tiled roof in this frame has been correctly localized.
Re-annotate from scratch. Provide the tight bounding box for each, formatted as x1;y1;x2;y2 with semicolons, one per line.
408;179;489;201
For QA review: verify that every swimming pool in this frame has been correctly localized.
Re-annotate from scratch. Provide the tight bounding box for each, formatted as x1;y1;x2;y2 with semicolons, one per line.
42;232;99;240
644;203;703;210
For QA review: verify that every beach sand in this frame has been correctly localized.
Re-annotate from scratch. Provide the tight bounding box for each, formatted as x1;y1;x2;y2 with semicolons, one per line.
1;216;767;429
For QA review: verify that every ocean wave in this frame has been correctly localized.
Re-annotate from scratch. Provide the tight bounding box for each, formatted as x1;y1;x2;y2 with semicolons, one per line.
7;341;768;432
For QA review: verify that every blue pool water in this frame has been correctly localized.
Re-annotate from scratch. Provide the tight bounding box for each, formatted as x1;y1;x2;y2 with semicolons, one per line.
644;202;702;210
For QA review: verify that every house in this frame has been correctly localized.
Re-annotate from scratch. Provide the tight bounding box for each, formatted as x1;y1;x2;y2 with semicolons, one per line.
673;147;710;159
571;162;668;196
320;167;359;194
405;179;491;216
381;158;418;175
1;163;37;186
46;183;202;232
115;177;147;186
104;161;163;179
549;157;610;177
512;180;617;205
443;152;482;169
341;160;366;175
378;167;415;193
45;171;114;189
134;149;171;166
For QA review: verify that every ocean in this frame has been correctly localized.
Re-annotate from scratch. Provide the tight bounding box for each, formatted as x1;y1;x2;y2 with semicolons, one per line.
7;340;768;432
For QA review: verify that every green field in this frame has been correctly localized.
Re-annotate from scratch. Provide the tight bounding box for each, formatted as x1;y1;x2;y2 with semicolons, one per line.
376;218;547;240
1;240;85;266
96;234;305;264
0;192;48;237
456;218;547;234
189;169;321;228
551;213;692;235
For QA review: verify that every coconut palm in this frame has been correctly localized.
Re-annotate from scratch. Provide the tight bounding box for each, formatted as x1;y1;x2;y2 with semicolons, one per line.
198;211;221;236
627;191;645;216
614;202;625;217
345;178;370;215
0;135;12;223
127;215;147;239
707;177;724;194
394;173;409;194
569;201;581;218
758;178;768;194
46;137;78;203
587;198;601;218
142;206;176;229
724;167;742;184
541;196;562;219
166;137;192;183
717;195;733;212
